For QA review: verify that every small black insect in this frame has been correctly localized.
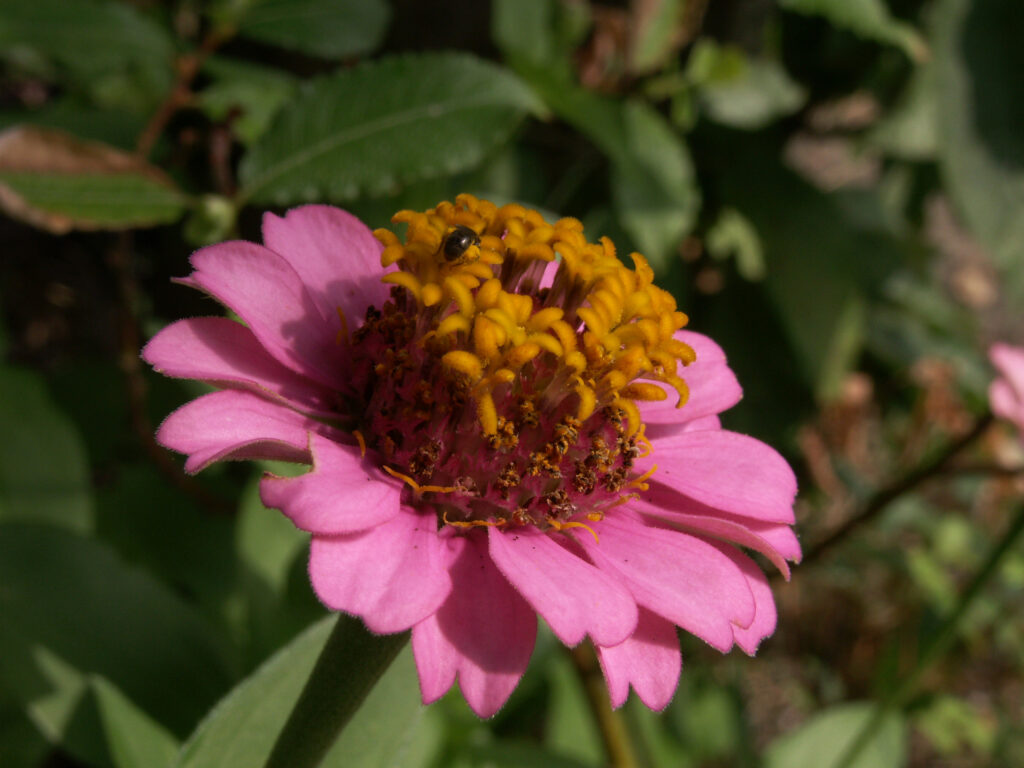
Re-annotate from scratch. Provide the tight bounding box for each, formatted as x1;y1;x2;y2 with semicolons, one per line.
442;225;481;262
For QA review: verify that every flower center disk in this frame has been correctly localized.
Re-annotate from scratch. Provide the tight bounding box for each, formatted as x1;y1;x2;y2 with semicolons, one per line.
343;195;696;533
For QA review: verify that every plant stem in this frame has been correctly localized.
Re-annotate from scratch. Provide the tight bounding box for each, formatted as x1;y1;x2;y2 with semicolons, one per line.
833;501;1024;768
263;617;409;768
568;643;640;768
799;413;994;567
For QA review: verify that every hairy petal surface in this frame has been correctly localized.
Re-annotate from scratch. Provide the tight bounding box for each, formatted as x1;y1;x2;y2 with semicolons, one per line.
597;608;681;711
260;433;402;534
412;533;536;717
262;205;390;329
576;510;754;652
642;429;797;524
157;389;337;473
143;317;337;416
488;527;637;648
309;507;452;633
178;240;341;387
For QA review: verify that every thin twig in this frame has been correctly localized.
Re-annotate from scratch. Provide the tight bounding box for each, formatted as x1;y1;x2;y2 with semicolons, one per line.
136;26;233;159
110;233;234;515
567;643;640;768
797;413;994;568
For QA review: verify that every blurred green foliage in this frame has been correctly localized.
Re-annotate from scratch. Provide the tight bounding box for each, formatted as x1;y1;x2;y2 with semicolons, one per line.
1;1;1022;767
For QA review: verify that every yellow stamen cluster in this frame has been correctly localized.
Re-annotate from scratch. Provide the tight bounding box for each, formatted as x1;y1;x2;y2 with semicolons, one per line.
372;194;695;436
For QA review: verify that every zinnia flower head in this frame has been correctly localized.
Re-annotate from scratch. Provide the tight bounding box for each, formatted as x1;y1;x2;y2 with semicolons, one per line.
989;343;1024;438
144;195;801;717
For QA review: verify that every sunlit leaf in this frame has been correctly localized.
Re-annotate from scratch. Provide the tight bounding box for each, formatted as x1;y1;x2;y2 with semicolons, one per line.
237;0;390;59
175;617;432;768
91;677;180;768
239;53;545;205
0;365;92;532
764;702;906;768
198;57;297;146
0;127;186;233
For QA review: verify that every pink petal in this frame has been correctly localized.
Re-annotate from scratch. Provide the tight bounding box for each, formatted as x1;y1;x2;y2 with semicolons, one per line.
643;429;797;524
178;240;342;387
487;526;637;647
156;389;337;473
574;510;754;653
709;544;778;654
142;317;337;417
596;608;681;711
262;206;390;331
259;433;401;534
640;331;742;426
990;379;1022;425
630;494;794;578
309;506;451;633
412;532;536;718
990;343;1024;401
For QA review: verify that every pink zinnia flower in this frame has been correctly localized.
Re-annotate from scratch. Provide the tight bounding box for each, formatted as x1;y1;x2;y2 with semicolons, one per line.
989;343;1024;438
143;196;800;716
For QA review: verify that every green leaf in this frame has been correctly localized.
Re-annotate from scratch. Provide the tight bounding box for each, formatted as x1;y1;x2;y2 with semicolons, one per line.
491;0;590;74
934;0;1024;297
765;703;906;768
198;57;297;146
0;126;186;233
0;102;145;150
237;0;390;59
540;85;699;267
0;523;234;738
0;0;174;73
706;207;765;280
239;53;545;205
630;0;684;73
461;742;595;768
90;677;180;768
867;64;938;160
686;41;806;130
543;655;603;766
0;0;173;110
176;617;429;768
0;365;92;532
778;0;928;61
0;699;49;768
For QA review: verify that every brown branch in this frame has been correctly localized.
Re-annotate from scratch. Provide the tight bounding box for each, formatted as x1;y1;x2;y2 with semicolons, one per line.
135;27;233;159
110;233;234;515
795;413;995;569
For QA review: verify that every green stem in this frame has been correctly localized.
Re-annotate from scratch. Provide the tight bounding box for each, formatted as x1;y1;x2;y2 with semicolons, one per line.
263;617;409;768
833;502;1024;768
568;643;641;768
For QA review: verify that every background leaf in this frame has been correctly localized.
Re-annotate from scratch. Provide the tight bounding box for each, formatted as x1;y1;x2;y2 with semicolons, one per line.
239;53;545;205
90;676;180;768
0;126;186;232
764;702;907;768
778;0;928;61
934;0;1024;300
237;0;390;60
0;365;92;532
176;617;433;768
0;524;233;741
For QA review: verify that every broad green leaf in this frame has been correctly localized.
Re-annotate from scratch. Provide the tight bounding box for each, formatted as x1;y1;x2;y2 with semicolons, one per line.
0;0;173;110
239;53;545;205
0;102;145;150
686;41;806;130
630;0;684;73
90;677;180;768
540;85;698;267
779;0;927;61
934;0;1024;298
491;0;590;73
0;0;173;73
0;523;233;737
237;467;307;596
198;57;297;146
706;207;766;280
0;365;92;532
176;617;430;768
764;702;906;768
237;0;390;59
0;127;186;233
460;742;595;768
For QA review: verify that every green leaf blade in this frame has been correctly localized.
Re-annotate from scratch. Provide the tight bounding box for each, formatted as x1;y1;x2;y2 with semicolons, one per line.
238;0;391;59
239;53;546;205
